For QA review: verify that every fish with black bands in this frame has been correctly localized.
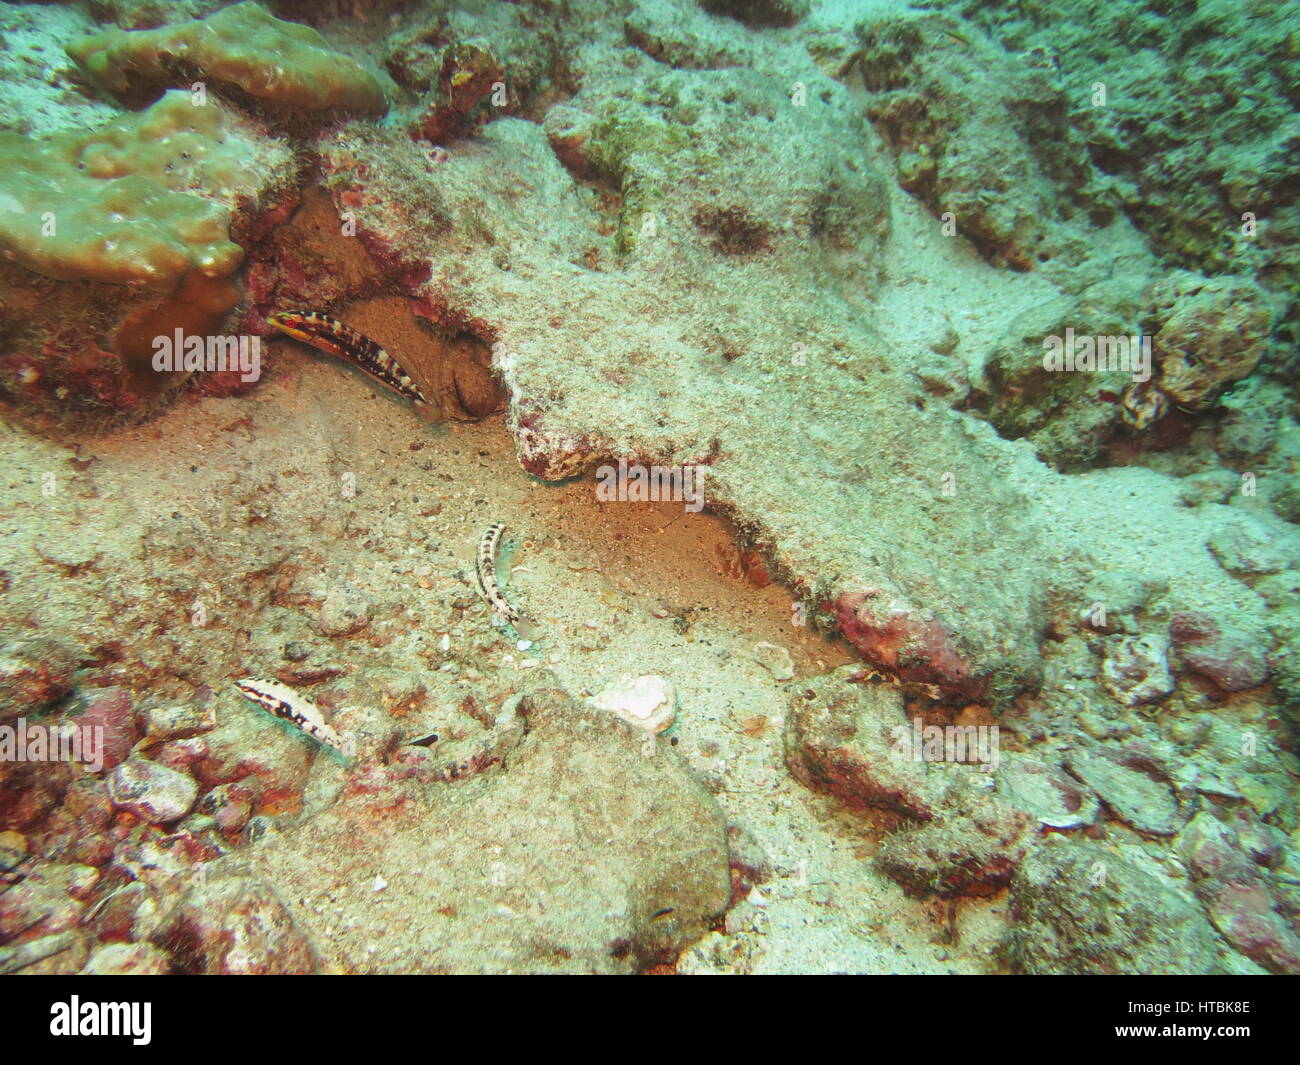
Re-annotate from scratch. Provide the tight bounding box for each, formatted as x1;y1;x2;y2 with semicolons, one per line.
233;678;352;755
475;522;540;640
268;310;431;410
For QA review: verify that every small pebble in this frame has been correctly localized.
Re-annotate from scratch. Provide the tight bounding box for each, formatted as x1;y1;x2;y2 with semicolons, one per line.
199;782;255;834
80;942;171;976
0;829;28;871
753;641;795;681
318;582;372;637
145;702;215;740
107;759;198;824
0;637;77;723
71;687;137;770
153;737;209;771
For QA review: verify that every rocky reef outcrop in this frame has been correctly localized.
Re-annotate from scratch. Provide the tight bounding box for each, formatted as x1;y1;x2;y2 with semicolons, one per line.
0;0;1296;977
251;683;731;973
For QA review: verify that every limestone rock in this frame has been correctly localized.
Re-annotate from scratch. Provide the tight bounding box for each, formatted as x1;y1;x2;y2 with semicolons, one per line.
784;666;944;821
0;861;97;939
994;752;1099;830
1006;840;1221;975
0;637;77;723
854;11;1103;268
144;701;216;741
318;582;372;637
1169;608;1270;693
1065;748;1182;837
320;68;1052;703
1207;513;1296;577
1100;633;1174;707
67;687;137;771
699;0;807;29
152;870;320;975
197;687;315;796
252;685;730;973
1177;811;1300;975
1152;273;1272;410
626;0;756;70
876;788;1037;898
0;931;86;975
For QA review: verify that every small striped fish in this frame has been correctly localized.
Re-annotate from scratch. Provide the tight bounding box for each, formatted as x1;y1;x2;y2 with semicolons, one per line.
267;310;431;410
475;522;539;639
233;678;351;755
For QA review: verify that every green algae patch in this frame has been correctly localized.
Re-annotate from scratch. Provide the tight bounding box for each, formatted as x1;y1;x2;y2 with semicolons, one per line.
0;91;253;289
67;1;387;114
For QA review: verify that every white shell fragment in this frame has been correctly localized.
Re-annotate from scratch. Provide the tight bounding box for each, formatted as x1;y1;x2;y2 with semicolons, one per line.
591;675;677;734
